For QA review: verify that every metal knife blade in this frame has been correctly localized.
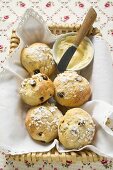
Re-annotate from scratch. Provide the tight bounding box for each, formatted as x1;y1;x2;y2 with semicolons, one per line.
57;45;77;72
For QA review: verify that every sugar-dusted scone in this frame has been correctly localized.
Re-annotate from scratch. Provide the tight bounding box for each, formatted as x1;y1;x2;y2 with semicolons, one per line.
21;43;56;76
53;71;91;107
19;73;54;106
58;108;95;149
25;103;63;142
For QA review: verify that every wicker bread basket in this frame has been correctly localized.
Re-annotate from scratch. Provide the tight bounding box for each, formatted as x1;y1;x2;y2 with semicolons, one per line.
9;24;104;163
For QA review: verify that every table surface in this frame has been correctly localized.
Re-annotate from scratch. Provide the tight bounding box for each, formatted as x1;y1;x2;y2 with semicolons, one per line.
0;0;113;169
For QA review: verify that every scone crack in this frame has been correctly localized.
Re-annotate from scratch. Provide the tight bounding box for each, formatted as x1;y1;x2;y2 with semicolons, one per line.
70;125;79;136
57;92;65;98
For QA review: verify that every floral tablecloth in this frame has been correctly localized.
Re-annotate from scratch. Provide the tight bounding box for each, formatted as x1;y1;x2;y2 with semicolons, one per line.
0;0;113;169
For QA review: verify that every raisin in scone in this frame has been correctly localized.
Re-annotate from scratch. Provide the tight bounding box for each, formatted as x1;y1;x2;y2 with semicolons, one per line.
21;43;56;76
19;73;54;106
58;108;95;149
25;103;63;142
53;71;91;107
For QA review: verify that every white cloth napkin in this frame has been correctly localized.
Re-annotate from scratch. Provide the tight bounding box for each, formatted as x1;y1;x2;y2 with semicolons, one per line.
0;8;113;158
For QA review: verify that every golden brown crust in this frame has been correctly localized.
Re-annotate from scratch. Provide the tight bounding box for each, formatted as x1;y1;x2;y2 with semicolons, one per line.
21;43;56;76
53;71;91;107
19;73;54;106
25;103;63;142
58;108;95;149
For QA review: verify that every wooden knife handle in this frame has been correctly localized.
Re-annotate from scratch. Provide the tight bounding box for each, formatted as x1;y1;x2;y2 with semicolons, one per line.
74;7;97;46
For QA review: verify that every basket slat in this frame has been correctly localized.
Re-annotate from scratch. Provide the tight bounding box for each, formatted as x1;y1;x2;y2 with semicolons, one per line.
9;24;102;163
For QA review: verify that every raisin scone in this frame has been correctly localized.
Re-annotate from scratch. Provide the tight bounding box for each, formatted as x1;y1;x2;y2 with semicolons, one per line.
53;71;91;107
19;73;54;106
25;103;63;142
58;108;95;149
21;43;56;76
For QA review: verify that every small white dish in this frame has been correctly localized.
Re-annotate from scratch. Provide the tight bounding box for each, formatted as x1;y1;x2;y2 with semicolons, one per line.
53;32;94;71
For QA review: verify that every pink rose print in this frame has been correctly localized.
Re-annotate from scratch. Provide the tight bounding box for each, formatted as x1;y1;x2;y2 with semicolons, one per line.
64;16;69;21
101;159;108;164
101;159;113;168
0;168;3;170
108;29;113;36
4;15;9;19
20;2;26;7
0;45;3;49
75;2;84;8
105;2;110;7
54;168;57;170
46;1;52;7
79;3;84;8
